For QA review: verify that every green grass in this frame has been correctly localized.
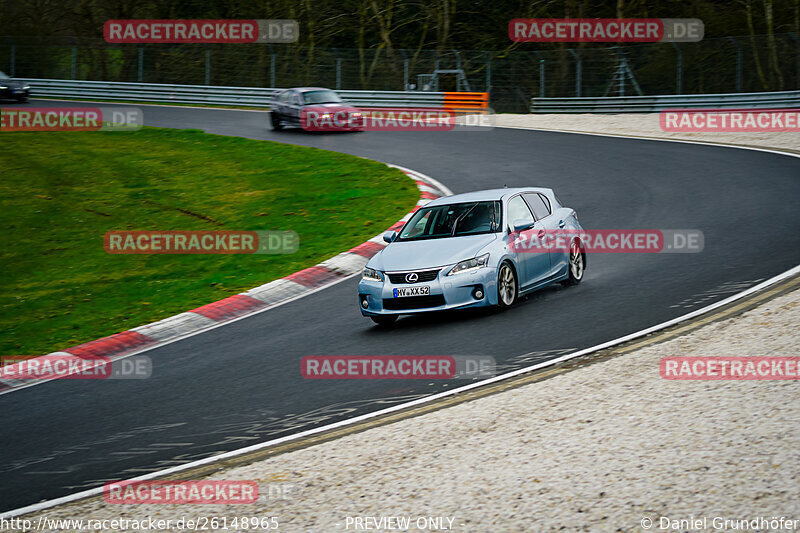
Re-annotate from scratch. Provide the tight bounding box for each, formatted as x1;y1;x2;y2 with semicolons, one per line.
0;128;418;355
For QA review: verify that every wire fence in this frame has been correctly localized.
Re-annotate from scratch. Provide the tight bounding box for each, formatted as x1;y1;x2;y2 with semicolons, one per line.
2;34;798;112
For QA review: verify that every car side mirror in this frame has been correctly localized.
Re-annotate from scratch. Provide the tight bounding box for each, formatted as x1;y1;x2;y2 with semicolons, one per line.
512;219;535;233
383;230;398;243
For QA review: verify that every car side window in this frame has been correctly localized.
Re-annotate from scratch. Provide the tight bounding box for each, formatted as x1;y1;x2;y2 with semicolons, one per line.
507;196;534;228
293;93;303;105
539;193;551;214
524;193;550;220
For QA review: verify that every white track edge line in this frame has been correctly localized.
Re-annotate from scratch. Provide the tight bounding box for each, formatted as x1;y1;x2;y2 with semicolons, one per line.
495;123;800;160
3;263;798;519
0;272;361;397
3;115;798;517
0;165;439;397
386;163;454;196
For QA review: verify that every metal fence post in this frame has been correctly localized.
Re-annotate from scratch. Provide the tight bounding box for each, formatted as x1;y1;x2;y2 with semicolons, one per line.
333;48;341;89
69;37;77;79
5;37;14;77
205;46;211;85
670;42;682;94
267;45;276;87
433;51;440;91
614;48;625;96
568;49;581;96
790;33;800;89
485;51;491;92
540;60;546;97
534;52;545;97
399;49;409;90
728;37;742;92
138;46;144;82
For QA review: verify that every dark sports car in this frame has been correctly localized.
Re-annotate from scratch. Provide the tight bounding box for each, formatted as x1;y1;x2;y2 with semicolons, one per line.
0;71;30;102
270;87;363;132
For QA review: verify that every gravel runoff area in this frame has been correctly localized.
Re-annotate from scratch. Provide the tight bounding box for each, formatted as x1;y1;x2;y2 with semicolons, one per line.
9;124;799;532
494;113;800;152
14;286;800;532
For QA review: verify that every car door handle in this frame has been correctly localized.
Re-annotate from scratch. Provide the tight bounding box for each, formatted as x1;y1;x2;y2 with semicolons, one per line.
558;220;565;228
537;230;545;238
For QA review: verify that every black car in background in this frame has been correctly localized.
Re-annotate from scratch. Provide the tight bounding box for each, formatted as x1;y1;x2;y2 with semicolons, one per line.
0;71;30;102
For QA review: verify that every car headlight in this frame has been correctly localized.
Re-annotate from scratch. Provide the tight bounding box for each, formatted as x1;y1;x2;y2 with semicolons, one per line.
22;85;30;90
0;86;7;90
447;253;489;276
362;267;383;281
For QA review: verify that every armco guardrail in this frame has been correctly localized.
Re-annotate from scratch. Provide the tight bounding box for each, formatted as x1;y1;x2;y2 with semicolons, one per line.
19;78;487;110
530;91;800;113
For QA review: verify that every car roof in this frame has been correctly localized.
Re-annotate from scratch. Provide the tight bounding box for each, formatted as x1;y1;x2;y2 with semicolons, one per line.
285;87;333;93
425;187;554;206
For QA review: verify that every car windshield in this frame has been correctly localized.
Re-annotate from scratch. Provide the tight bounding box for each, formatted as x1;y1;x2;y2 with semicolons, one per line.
398;201;502;241
302;90;342;104
0;71;9;80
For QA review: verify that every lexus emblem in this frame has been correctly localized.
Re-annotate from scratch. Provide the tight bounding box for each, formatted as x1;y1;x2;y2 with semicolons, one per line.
405;272;419;283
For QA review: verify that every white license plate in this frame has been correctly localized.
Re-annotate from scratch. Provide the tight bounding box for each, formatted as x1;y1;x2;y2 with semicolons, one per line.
393;286;430;298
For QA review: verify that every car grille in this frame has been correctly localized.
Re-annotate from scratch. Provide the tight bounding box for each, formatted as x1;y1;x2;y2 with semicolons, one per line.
383;294;446;311
386;269;440;284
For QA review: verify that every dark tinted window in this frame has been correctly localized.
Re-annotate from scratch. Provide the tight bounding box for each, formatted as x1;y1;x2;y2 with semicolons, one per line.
398;201;501;241
525;193;550;220
302;90;343;104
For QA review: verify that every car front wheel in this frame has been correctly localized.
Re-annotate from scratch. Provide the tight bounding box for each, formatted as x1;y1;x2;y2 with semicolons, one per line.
270;112;283;131
497;262;517;308
562;239;585;286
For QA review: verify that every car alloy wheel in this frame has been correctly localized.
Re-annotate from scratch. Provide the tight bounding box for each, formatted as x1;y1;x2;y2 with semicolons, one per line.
563;239;585;286
497;262;517;307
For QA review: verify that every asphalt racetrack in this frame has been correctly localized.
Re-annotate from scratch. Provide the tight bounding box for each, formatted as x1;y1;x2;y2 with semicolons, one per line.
2;101;799;512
